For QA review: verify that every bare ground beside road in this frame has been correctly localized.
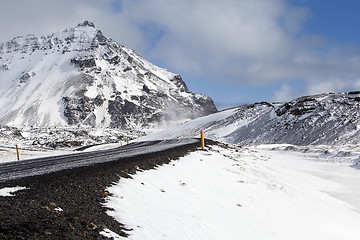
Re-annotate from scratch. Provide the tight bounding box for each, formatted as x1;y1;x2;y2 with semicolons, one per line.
0;140;203;239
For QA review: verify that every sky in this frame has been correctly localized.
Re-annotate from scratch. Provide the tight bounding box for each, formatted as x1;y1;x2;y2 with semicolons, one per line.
1;0;360;109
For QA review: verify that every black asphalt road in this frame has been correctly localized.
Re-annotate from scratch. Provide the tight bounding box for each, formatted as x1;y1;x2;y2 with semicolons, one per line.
0;138;198;185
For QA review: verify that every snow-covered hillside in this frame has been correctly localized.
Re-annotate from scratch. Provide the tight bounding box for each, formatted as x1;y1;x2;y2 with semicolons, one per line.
103;144;360;240
139;92;360;146
0;21;216;129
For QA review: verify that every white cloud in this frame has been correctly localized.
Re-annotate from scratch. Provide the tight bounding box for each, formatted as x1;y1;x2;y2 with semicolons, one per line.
305;77;360;95
273;83;295;102
1;0;360;100
119;0;300;77
117;0;360;95
0;0;145;51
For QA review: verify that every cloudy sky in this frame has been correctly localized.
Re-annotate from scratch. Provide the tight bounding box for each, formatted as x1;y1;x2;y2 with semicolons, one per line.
1;0;360;109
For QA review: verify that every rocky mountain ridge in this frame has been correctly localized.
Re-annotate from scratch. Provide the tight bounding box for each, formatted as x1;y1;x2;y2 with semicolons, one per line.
139;91;360;146
226;91;360;145
0;21;217;130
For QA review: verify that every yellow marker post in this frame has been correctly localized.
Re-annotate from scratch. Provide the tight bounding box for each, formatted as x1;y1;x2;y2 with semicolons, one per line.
201;131;205;150
16;144;20;161
127;136;129;145
121;142;122;147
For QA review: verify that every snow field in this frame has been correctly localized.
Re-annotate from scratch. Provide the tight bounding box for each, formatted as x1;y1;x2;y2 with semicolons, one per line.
0;145;73;164
0;125;139;163
104;144;360;240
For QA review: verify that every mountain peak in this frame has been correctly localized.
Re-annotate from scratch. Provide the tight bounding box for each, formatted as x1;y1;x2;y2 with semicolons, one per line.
0;22;217;129
76;20;96;28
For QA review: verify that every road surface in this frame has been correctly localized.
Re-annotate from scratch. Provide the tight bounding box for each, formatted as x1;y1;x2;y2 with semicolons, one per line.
0;138;198;184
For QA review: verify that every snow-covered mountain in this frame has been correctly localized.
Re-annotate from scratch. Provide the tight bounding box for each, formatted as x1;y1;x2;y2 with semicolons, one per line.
0;21;217;129
139;92;360;146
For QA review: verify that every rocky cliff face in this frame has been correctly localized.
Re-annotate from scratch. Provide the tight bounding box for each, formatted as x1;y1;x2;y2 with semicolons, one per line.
0;21;217;130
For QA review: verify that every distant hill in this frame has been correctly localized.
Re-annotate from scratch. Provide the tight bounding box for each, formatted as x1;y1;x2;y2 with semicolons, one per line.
139;92;360;146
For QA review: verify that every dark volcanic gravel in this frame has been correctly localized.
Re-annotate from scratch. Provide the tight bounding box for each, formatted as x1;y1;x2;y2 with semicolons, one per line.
0;140;204;239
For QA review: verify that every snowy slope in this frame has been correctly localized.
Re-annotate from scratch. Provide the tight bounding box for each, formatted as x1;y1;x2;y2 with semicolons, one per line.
103;144;360;240
0;21;217;129
138;92;360;146
0;124;140;161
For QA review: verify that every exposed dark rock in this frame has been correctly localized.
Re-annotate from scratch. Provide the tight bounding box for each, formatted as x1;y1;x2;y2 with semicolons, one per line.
276;103;292;116
94;95;104;107
123;66;131;72
142;84;150;94
290;98;318;116
192;95;218;116
130;95;139;101
122;100;138;114
63;96;96;126
275;98;318;117
70;58;96;70
109;56;120;65
91;31;108;47
77;20;95;28
171;75;189;92
0;64;8;71
19;72;31;83
254;102;273;108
